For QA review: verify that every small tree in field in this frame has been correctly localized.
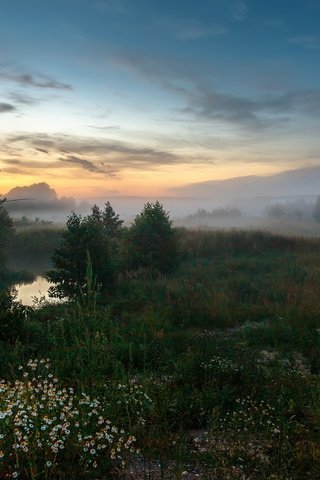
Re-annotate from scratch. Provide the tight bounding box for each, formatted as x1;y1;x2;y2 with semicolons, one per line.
127;201;178;274
46;203;123;300
0;199;14;284
313;195;320;223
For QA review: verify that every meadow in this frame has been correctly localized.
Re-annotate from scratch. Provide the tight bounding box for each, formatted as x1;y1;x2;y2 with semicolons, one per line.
1;228;320;479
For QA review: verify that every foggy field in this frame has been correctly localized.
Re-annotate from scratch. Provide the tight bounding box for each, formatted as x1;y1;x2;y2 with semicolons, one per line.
2;217;320;478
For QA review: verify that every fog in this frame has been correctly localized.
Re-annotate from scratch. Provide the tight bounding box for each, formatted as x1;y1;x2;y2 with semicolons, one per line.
3;165;320;236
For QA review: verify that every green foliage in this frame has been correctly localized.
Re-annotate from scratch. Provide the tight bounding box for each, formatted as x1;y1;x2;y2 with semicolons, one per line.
2;229;320;478
46;203;123;300
0;288;27;342
127;201;179;274
313;194;320;222
0;199;14;282
8;227;61;273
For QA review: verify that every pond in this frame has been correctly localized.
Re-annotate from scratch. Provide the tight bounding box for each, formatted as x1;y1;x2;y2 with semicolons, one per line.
15;276;52;306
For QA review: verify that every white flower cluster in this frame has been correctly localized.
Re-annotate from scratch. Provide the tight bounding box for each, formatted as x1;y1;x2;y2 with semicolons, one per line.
219;397;281;437
114;379;153;427
201;356;242;375
0;359;136;478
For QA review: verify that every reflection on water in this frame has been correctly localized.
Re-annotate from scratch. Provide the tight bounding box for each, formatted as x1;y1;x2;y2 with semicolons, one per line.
15;277;52;306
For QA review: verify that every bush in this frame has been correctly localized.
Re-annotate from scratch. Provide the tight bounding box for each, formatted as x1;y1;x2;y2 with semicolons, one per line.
46;204;123;300
127;202;179;274
0;288;27;342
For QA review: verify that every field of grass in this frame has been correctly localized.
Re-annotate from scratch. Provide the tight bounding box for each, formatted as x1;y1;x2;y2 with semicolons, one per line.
1;229;320;479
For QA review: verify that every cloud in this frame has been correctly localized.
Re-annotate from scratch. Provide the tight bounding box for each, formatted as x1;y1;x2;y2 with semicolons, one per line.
1;157;60;169
35;148;49;154
60;154;116;176
179;88;320;127
287;35;320;49
0;69;73;90
111;52;201;97
8;91;41;106
0;157;62;176
0;102;15;113
87;124;121;130
232;0;248;21
4;132;182;171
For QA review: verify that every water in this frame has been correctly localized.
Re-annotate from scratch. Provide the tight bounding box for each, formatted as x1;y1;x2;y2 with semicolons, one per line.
15;276;52;306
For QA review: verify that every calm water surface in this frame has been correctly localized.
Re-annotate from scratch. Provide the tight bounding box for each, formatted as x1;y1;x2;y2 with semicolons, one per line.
16;277;52;306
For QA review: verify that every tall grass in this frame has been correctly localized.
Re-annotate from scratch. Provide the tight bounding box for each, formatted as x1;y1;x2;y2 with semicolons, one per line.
1;229;320;478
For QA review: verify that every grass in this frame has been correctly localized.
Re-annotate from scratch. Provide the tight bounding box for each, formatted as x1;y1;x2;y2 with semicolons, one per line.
1;229;320;478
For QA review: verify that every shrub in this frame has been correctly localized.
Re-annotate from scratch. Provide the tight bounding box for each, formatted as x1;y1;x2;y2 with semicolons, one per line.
46;203;123;300
0;288;27;342
127;202;179;274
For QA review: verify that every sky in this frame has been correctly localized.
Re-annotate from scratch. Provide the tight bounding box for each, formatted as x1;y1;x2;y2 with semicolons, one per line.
0;0;320;199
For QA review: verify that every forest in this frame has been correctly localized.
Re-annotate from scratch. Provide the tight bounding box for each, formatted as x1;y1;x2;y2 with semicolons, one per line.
1;199;320;479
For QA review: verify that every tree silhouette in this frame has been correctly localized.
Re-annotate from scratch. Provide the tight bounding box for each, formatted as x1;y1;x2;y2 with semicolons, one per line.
0;199;14;284
313;195;320;223
46;204;123;300
127;201;178;274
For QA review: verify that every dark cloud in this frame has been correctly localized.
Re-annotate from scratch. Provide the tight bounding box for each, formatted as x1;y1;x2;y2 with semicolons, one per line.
35;148;49;154
60;154;116;176
1;157;60;169
177;88;320;127
0;69;73;90
112;52;320;129
8;91;41;106
0;102;15;113
4;132;181;171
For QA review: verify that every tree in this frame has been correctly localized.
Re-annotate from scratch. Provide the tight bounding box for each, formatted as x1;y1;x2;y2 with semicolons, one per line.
0;288;26;342
313;195;320;223
127;201;178;274
0;199;14;284
266;203;285;219
46;203;123;300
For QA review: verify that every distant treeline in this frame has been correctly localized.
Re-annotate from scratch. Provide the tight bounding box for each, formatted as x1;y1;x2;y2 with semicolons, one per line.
7;227;62;274
186;207;242;221
185;196;320;224
5;197;77;213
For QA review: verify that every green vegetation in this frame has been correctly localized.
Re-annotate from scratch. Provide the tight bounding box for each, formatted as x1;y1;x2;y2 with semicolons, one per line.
7;226;61;274
1;205;320;478
0;199;14;286
126;201;179;274
313;194;320;222
45;204;123;300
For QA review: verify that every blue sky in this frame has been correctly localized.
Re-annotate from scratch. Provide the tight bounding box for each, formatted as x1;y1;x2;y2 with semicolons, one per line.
0;0;320;198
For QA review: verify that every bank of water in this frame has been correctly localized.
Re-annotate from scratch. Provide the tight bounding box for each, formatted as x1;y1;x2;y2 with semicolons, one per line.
15;276;52;306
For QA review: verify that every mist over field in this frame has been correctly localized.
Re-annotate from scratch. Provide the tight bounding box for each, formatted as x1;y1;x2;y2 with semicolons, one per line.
4;165;320;236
